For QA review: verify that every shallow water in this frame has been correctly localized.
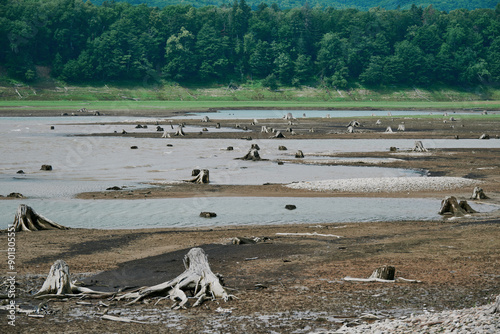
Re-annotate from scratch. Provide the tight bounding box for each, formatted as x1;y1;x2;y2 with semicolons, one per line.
2;197;496;229
1;116;498;229
170;109;480;120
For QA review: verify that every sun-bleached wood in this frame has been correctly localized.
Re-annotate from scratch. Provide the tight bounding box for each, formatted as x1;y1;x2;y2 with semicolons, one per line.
118;248;231;309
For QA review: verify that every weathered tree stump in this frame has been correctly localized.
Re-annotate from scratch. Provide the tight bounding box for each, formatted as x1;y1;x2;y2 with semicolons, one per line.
174;125;185;136
285;204;297;210
40;164;52;171
261;126;270;133
278;146;287;151
488;295;500;314
240;148;261;160
295;150;304;158
284;112;294;120
13;204;68;232
118;248;231;308
347;126;354;133
412;141;428;152
438;196;477;216
471;187;489;200
272;131;285;138
397;123;405;131
347;120;361;128
369;265;395;280
479;133;490;139
201;116;210;122
186;169;209;184
385;126;393;133
34;260;108;298
7;192;24;198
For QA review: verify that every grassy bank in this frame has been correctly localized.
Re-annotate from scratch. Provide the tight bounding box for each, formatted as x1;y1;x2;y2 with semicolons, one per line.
1;82;500;111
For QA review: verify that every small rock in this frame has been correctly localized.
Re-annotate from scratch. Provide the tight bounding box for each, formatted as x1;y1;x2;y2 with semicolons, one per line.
200;212;217;218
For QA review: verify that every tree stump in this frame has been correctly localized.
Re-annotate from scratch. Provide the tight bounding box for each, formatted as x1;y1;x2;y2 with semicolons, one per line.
201;116;210;122
347;126;354;133
412;141;428;152
397;124;405;131
471;187;489;200
278;146;287;151
369;265;395;280
174;125;185;136
13;204;68;232
272;131;285;138
385;126;393;133
40;164;52;171
118;248;230;308
479;133;490;139
438;196;477;216
295;150;304;158
347;120;361;128
488;295;500;314
186;169;209;184
34;260;108;298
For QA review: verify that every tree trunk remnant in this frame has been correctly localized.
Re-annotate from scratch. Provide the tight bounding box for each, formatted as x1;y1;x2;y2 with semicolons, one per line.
186;169;209;184
397;124;405;131
240;148;261;160
201;116;210;122
385;126;393;133
295;150;304;158
438;196;477;216
13;204;68;232
272;131;285;138
174;125;185;136
488;295;500;314
369;265;395;280
471;186;489;200
34;260;107;298
412;141;428;152
118;248;231;308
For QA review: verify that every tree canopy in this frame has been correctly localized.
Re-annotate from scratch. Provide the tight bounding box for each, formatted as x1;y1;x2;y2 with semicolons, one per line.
1;0;500;88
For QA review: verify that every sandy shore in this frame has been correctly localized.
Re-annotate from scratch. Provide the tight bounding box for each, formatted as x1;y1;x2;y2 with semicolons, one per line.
1;109;500;333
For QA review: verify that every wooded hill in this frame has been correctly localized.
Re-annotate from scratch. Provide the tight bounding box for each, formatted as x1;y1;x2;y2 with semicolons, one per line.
89;0;499;12
1;0;500;88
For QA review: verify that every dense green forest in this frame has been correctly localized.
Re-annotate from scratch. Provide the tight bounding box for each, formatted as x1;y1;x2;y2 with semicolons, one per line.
90;0;499;12
1;0;500;89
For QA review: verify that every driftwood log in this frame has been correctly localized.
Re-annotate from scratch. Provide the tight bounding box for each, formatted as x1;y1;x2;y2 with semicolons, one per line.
185;169;209;184
34;260;109;299
118;248;231;309
471;186;489;200
13;204;68;232
438;196;477;216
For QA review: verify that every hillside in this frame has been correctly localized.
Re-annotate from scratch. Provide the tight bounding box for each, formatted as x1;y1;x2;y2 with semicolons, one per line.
89;0;498;11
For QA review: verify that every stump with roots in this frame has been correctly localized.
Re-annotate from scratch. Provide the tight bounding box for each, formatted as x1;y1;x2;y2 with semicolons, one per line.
385;126;393;133
272;131;285;138
13;204;68;232
240;148;261;160
174;125;185;136
488;295;500;314
118;248;231;309
397;123;405;131
369;265;395;280
471;186;489;200
438;196;477;216
347;120;361;128
295;150;304;158
412;141;428;152
186;169;209;184
34;260;108;298
201;116;210;122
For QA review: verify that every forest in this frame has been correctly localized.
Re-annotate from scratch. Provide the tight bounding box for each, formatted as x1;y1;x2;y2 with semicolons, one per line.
1;0;500;88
